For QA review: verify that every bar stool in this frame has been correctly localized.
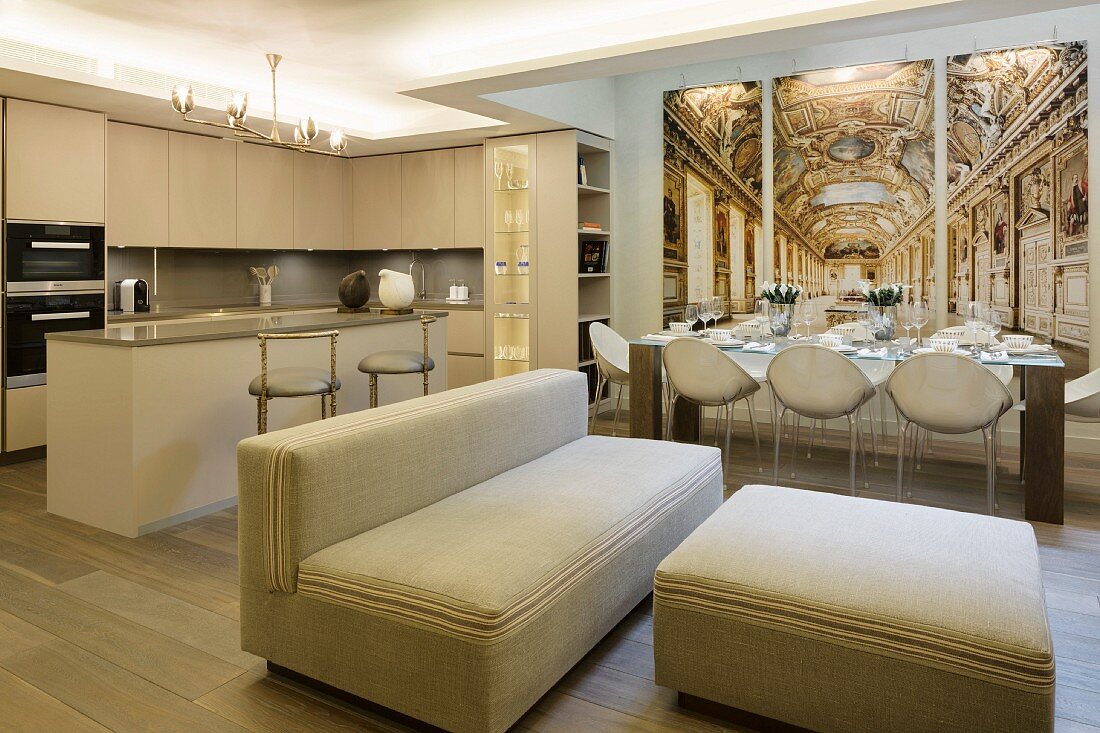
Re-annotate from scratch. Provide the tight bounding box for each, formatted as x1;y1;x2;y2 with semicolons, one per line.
249;330;340;435
358;315;436;408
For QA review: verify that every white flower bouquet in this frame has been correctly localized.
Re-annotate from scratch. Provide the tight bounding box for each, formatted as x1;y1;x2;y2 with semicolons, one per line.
860;281;908;306
760;281;802;305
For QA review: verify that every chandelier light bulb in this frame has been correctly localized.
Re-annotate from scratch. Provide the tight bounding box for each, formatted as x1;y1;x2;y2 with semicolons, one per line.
226;92;248;123
171;84;194;115
293;125;306;144
298;116;318;143
329;129;348;153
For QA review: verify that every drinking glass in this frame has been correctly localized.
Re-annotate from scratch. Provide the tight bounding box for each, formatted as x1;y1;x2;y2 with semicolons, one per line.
698;297;712;334
503;210;513;229
912;301;930;346
754;298;767;323
505;162;514;188
982;310;1002;349
964;301;985;352
898;302;915;349
711;297;726;330
493;161;504;189
799;300;816;338
856;304;874;343
684;304;699;333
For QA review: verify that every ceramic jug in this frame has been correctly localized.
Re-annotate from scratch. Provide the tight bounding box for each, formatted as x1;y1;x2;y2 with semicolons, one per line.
378;269;415;310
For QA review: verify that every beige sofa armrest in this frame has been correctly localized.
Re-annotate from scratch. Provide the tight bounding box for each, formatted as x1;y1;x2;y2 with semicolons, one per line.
238;369;589;594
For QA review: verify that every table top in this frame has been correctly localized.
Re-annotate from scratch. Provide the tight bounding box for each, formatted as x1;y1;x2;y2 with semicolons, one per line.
632;335;1065;368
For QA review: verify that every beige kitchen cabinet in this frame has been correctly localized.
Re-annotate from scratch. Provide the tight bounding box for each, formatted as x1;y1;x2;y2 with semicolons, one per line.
402;149;455;248
454;146;484;248
294;154;351;250
5;100;105;223
5;385;47;452
106;122;168;247
445;309;485;355
352;154;402;250
447;354;486;389
237;142;294;248
169;132;236;247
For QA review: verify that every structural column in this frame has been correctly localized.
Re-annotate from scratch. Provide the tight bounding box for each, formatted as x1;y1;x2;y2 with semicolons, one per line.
761;76;775;285
934;58;949;329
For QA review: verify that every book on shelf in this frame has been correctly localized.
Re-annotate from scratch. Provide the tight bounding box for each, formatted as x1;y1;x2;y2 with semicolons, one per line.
579;221;603;231
579;240;609;273
578;156;587;186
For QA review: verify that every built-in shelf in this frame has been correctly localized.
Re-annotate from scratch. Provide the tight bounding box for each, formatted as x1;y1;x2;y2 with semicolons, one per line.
578;313;611;323
578;228;610;236
577;184;611;196
578;272;610;278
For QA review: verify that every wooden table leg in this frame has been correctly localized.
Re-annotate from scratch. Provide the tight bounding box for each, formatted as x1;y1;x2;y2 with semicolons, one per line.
1023;365;1064;524
629;343;663;439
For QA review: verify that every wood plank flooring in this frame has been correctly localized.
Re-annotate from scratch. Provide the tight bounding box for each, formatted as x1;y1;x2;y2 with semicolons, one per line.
0;418;1099;732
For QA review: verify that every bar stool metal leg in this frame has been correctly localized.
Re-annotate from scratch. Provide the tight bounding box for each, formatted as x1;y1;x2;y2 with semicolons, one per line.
369;374;379;409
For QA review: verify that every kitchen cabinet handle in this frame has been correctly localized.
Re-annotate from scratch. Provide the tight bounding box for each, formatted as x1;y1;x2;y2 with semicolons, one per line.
30;242;91;250
31;311;91;321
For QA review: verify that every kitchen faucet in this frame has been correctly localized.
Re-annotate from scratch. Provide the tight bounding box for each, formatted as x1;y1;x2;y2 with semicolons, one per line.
409;255;427;299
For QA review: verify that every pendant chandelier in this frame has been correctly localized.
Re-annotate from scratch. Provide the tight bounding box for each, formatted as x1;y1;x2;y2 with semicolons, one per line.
169;53;348;155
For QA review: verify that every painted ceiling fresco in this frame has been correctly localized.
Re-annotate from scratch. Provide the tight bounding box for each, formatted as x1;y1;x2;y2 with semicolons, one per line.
664;82;764;193
947;42;1086;189
773;60;935;260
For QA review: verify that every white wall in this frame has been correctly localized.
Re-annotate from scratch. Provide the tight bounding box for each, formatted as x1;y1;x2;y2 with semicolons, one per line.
611;5;1100;363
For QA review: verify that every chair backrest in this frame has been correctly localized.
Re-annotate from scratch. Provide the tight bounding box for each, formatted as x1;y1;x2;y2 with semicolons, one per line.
885;353;1013;434
257;330;338;394
589;322;629;383
766;344;876;419
663;338;759;406
1066;367;1100;420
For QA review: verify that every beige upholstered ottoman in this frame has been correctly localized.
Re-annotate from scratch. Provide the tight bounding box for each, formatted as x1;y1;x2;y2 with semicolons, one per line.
653;485;1055;733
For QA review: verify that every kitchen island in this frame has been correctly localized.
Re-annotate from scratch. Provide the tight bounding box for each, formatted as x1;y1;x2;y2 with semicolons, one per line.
45;310;447;537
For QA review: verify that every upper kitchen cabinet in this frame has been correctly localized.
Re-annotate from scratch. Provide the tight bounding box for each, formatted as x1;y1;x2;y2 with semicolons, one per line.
168;132;236;248
352;154;401;249
454;145;484;248
5;100;105;223
237;142;293;248
106;122;168;247
401;148;454;248
294;153;351;250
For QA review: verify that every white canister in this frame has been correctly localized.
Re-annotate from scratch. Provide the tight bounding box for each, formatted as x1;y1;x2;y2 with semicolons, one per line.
377;269;415;310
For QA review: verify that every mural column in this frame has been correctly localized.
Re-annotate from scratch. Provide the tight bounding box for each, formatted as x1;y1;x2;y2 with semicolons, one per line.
762;77;776;284
935;56;949;329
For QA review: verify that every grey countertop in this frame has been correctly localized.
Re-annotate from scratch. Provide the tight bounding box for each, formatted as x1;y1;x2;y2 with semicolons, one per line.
50;309;448;347
106;296;483;323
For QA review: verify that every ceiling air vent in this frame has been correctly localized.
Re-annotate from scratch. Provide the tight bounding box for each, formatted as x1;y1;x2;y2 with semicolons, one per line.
113;63;236;108
0;37;97;75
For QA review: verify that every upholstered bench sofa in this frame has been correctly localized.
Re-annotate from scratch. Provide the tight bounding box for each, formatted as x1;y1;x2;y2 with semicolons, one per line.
238;368;723;733
653;485;1055;733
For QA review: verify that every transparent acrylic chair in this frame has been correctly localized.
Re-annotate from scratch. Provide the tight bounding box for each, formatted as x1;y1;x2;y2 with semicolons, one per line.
885;352;1014;514
663;338;762;472
589;322;630;435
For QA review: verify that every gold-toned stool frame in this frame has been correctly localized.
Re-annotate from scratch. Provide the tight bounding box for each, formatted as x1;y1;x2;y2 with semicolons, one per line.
256;330;339;435
367;315;437;409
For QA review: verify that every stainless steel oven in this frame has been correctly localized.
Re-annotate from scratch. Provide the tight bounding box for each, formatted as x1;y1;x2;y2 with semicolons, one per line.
4;292;105;387
5;221;105;293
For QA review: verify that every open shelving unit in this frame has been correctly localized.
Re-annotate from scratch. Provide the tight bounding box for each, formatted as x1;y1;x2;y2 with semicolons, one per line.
575;135;612;403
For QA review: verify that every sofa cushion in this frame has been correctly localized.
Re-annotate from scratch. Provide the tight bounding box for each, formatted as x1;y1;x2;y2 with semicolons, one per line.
654;485;1054;692
297;435;721;642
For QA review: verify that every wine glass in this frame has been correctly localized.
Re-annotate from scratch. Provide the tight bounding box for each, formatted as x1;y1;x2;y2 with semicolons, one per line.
503;210;513;229
982;310;1002;349
964;301;985;353
856;304;874;344
898;302;915;349
798;299;816;339
505;163;514;188
684;304;699;333
493;160;504;189
711;296;726;331
754;298;767;323
911;301;930;347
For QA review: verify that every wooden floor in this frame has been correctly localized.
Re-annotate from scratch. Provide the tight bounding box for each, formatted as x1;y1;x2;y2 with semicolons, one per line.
1;415;1099;732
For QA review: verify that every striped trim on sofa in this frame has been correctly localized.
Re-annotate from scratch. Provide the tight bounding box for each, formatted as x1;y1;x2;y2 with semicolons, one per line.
653;571;1055;693
295;456;722;642
262;371;568;593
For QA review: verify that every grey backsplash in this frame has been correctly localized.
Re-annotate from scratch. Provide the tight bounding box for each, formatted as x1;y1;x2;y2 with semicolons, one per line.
106;247;484;308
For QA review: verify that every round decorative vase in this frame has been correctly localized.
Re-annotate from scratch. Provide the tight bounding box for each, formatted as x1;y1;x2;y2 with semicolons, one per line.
377;269;415;310
769;303;795;338
338;270;371;309
868;305;897;341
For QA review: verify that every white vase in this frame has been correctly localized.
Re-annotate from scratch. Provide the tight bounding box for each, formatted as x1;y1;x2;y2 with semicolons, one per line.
259;282;272;306
378;269;414;310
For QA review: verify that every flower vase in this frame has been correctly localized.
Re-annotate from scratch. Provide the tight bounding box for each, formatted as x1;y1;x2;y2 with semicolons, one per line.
868;305;897;341
769;303;796;338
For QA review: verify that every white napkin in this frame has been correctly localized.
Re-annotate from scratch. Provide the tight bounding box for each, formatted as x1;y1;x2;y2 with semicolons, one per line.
742;342;776;353
856;347;887;357
644;333;678;342
980;351;1008;362
788;334;809;341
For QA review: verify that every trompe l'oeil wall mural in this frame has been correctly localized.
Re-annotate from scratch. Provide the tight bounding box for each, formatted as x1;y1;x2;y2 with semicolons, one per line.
661;42;1088;353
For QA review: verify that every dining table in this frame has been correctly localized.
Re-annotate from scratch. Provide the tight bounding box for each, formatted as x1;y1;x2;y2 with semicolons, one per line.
628;334;1066;525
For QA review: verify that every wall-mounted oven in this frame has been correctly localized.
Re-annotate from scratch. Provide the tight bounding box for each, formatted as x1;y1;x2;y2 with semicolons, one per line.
5;221;105;293
4;292;105;388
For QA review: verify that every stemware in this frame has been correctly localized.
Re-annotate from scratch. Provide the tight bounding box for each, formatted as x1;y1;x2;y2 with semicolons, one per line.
711;296;726;331
982;310;1002;349
911;301;930;347
856;304;874;343
503;210;513;229
505;163;515;188
898;302;914;348
493;161;504;190
964;301;985;348
684;304;699;333
798;299;816;339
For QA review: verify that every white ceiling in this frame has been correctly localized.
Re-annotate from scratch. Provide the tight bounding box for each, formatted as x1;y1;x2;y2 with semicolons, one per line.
0;0;1090;153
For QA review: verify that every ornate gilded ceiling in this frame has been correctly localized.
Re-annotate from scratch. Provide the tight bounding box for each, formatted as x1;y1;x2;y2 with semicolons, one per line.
664;82;763;193
773;60;935;260
947;43;1085;189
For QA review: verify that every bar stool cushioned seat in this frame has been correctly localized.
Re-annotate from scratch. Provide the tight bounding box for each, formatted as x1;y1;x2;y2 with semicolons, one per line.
249;367;341;398
653;485;1054;733
357;350;435;375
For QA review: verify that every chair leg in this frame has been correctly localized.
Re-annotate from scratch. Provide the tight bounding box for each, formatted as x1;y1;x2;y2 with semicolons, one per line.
878;389;890;448
773;407;787;485
747;395;763;473
906;427;920;499
867;401;879;467
723;403;733;474
807;419;816;459
589;376;605;434
330;390;337;418
321;396;327;420
257;397;267;435
369;374;379;409
789;415;800;479
896;420;908;503
666;394;678;442
855;415;870;490
982;426;995;516
846;414;858;496
612;383;624;437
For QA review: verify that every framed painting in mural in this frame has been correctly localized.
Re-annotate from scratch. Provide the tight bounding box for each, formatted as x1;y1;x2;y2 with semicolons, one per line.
990;193;1009;265
714;205;731;270
744;224;756;275
866;269;877;281
663;165;687;262
1056;135;1089;255
971;200;990;246
663;265;688;305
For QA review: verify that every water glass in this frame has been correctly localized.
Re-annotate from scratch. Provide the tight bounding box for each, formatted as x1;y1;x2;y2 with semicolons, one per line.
982;310;1002;348
911;301;930;346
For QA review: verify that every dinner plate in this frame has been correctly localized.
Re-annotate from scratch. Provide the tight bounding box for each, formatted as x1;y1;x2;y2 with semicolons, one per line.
913;347;971;356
